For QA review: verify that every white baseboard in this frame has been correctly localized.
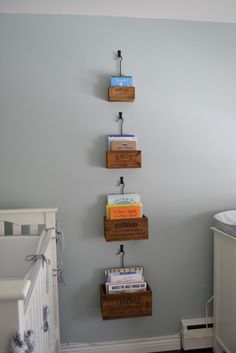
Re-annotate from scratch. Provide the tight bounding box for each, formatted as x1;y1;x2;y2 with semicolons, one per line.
60;334;181;353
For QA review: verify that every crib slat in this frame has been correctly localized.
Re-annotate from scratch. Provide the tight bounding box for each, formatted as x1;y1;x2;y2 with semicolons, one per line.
13;223;21;235
0;221;4;236
30;224;38;235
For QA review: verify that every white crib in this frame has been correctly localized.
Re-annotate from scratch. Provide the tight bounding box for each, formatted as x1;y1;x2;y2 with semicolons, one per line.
0;209;60;353
212;227;236;353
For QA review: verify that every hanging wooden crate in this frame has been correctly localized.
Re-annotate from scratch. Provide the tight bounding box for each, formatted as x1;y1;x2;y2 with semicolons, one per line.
106;150;141;169
108;87;135;102
100;283;152;320
104;215;148;242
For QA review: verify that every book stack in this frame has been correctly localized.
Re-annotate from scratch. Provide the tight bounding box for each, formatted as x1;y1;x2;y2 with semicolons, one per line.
107;135;138;151
105;266;147;294
106;193;143;220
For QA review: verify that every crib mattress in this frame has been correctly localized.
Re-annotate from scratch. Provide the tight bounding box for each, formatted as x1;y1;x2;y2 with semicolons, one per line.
213;210;236;237
0;235;39;279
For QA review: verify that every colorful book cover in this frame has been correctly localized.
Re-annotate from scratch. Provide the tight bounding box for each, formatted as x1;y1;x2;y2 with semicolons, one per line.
105;266;144;280
106;203;143;219
107;193;141;205
105;267;144;284
110;76;133;87
109;205;142;220
108;271;144;283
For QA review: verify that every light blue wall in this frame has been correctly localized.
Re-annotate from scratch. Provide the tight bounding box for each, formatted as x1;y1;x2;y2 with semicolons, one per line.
1;14;236;344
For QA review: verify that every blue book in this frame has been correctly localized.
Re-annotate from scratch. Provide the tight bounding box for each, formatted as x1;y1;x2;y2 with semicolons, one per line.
110;76;133;87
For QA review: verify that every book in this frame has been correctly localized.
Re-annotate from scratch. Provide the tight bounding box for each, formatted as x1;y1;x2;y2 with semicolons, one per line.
106;202;142;216
107;193;141;205
105;266;144;283
107;271;144;283
110;76;133;87
106;204;143;219
106;281;147;294
109;207;141;220
110;140;137;151
108;134;135;137
107;135;138;150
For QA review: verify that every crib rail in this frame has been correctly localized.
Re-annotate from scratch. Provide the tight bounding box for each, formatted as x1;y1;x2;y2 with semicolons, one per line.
0;221;41;236
0;209;60;353
0;208;57;236
0;221;4;236
0;280;31;353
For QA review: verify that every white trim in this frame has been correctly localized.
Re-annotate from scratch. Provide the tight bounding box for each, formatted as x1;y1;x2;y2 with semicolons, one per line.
60;335;180;353
0;280;31;300
0;208;58;227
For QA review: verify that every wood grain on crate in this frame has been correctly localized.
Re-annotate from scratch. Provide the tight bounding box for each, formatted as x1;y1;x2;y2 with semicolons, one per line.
106;150;141;169
108;87;135;102
104;215;148;242
100;283;152;320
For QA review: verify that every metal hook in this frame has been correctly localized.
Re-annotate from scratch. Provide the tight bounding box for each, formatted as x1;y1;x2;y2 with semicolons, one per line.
115;112;124;135
116;244;125;268
117;176;125;194
114;50;123;76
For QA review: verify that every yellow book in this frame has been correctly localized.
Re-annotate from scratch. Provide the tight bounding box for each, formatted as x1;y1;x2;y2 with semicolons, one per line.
106;203;143;219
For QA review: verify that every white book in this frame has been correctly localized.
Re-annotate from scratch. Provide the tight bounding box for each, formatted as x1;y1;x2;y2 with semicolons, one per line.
106;281;147;294
105;266;144;277
105;266;144;283
109;273;144;283
107;193;141;205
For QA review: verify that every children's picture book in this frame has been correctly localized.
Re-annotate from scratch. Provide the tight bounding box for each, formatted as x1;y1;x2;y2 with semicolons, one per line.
106;281;147;294
107;135;138;150
110;140;137;150
109;205;142;220
106;202;141;216
110;76;133;87
107;193;141;205
105;266;144;283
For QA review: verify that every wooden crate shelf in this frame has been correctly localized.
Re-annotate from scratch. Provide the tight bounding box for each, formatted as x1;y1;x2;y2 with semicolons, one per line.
104;215;148;242
106;150;141;169
100;283;152;320
108;87;135;102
